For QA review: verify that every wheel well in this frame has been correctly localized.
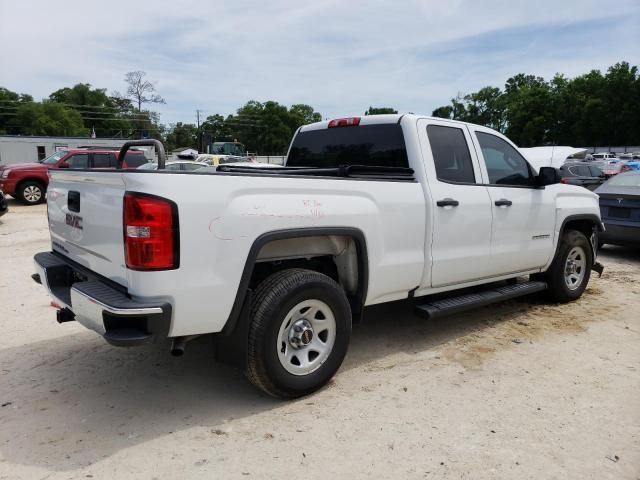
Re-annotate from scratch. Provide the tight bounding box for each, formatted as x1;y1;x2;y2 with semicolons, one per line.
16;178;46;193
562;219;597;239
249;234;364;315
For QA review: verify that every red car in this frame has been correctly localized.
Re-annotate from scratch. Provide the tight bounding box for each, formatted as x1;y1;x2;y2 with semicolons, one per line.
0;148;147;205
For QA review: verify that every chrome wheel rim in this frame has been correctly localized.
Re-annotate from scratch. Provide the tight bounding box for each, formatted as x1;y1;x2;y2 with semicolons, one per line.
23;185;42;203
277;299;336;376
564;246;586;291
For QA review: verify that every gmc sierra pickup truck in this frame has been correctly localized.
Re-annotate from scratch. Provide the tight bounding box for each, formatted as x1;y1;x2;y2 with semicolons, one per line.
33;114;604;398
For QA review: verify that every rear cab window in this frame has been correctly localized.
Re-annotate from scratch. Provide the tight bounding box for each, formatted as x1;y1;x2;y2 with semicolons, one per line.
286;124;408;168
427;125;476;183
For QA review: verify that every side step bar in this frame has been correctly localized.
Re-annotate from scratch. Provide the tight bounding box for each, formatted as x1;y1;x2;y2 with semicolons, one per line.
415;281;547;320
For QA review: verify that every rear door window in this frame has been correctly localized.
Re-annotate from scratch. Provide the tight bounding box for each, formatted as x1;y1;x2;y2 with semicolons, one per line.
589;166;604;177
92;153;113;168
287;124;408;168
427;125;476;183
476;132;535;186
575;165;591;177
66;154;89;169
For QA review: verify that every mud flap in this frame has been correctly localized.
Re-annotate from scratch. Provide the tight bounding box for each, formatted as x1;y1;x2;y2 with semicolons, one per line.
590;227;604;277
592;261;604;277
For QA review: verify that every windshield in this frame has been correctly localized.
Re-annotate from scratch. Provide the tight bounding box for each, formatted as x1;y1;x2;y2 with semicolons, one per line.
605;173;640;187
287;124;408;168
42;151;67;165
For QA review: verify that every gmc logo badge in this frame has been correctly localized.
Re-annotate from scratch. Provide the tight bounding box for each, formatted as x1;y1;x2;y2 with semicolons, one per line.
65;213;83;230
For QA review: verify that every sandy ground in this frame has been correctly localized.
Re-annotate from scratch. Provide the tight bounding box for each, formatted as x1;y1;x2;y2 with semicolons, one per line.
0;199;638;480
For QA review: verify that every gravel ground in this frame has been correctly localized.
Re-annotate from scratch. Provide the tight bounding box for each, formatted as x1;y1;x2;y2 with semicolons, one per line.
0;199;639;480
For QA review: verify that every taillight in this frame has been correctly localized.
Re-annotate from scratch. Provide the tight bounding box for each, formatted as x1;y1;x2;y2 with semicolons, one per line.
124;192;179;270
328;117;361;128
560;178;569;184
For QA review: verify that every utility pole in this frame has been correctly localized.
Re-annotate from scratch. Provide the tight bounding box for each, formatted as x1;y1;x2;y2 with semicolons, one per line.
196;109;203;153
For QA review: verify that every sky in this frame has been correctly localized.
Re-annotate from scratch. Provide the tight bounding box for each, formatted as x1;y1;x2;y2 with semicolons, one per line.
1;0;639;125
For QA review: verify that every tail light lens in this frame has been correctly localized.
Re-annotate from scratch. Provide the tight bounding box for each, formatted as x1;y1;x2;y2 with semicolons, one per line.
560;178;569;184
124;192;179;270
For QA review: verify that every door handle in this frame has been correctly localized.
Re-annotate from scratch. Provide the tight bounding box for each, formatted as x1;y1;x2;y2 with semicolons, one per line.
68;191;81;212
494;199;512;207
436;198;459;207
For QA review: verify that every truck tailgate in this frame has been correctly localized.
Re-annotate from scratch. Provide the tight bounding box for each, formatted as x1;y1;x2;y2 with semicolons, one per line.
47;170;128;287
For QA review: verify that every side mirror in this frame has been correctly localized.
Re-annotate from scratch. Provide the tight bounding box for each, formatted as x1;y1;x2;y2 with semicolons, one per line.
537;166;561;187
57;163;69;169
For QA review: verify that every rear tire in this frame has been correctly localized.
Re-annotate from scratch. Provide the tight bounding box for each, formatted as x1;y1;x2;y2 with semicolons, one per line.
17;181;45;205
543;229;593;303
246;268;352;398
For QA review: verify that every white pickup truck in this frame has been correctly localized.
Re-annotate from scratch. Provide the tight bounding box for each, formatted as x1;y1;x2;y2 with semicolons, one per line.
33;114;604;398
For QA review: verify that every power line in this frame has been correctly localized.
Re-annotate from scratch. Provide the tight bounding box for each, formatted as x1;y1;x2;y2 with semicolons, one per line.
0;99;138;110
0;105;151;118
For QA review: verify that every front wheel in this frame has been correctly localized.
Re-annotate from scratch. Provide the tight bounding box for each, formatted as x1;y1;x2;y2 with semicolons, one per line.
246;268;352;398
17;181;45;205
544;229;593;303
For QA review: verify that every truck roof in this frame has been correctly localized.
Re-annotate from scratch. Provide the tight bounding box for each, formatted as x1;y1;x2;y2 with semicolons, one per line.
299;113;470;132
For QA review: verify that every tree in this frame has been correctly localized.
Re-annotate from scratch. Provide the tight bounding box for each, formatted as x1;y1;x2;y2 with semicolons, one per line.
124;71;166;112
8;101;86;136
365;106;398;115
49;83;131;137
432;105;454;119
165;122;199;151
0;87;33;134
430;61;640;147
218;101;323;154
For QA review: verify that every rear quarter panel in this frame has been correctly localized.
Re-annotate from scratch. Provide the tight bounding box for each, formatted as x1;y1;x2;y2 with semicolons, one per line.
122;172;426;336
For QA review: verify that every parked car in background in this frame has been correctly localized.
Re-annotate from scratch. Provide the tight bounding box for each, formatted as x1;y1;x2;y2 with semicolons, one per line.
624;160;640;171
0;190;8;217
592;153;618;161
559;162;606;190
0;148;147;205
595;171;640;247
601;161;632;178
196;154;253;166
137;160;205;172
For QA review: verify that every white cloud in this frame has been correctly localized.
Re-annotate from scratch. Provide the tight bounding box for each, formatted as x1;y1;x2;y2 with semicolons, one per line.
1;0;638;124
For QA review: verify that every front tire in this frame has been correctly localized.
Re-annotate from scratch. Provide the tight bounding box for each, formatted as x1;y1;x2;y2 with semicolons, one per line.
17;181;45;205
544;229;593;303
246;268;352;398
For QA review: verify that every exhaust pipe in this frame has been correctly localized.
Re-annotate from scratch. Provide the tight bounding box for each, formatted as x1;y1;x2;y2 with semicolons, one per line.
170;335;200;356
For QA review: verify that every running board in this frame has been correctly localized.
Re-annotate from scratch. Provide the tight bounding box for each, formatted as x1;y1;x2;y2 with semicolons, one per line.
415;281;547;320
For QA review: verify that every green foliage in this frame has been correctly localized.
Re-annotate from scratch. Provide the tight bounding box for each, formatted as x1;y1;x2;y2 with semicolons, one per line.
8;101;87;136
49;83;131;138
0;87;34;134
365;106;398;115
164;122;199;151
201;101;322;154
431;61;640;147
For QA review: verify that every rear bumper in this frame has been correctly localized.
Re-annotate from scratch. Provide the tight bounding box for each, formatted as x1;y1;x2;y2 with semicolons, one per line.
33;251;171;346
600;223;640;247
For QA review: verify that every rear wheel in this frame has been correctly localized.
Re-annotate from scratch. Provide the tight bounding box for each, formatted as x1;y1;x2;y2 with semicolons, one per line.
246;268;352;398
543;229;593;302
17;181;45;205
